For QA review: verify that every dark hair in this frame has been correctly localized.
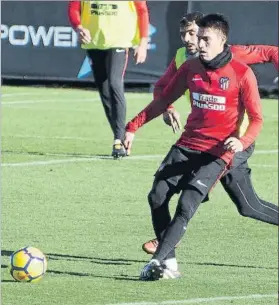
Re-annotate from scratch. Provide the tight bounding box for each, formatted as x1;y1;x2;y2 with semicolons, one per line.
196;13;229;38
180;11;204;27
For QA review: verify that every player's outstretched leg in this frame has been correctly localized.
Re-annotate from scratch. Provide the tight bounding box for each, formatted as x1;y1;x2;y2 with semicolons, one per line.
221;166;279;225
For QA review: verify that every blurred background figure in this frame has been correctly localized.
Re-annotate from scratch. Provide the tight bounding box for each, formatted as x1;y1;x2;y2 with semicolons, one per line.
68;1;149;158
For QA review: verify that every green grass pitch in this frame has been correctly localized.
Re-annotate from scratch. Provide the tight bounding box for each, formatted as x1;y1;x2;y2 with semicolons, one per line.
1;85;278;305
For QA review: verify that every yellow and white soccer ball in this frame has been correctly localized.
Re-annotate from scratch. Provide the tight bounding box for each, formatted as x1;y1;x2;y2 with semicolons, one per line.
9;246;47;282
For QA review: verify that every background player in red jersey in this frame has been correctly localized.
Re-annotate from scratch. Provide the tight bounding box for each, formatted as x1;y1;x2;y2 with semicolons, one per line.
124;13;265;281
142;12;279;256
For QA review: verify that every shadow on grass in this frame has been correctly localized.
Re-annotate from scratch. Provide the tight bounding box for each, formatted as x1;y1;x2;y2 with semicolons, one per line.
185;261;278;270
47;252;146;265
2;249;277;283
1;257;139;282
47;269;139;281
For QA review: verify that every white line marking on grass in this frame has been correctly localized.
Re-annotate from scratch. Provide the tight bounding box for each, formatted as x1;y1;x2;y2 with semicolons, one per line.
2;95;145;105
2;99;53;105
2;153;278;168
2;135;171;142
3;150;278;158
106;293;278;305
2;98;100;105
2;91;149;97
2;158;102;167
1;92;70;98
2;92;79;97
254;150;278;154
2;93;37;97
1;155;164;167
1;92;101;98
3;135;92;141
2;134;279;147
249;163;277;168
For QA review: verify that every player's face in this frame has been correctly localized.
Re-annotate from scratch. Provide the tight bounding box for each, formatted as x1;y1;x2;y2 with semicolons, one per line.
180;22;199;55
197;27;226;61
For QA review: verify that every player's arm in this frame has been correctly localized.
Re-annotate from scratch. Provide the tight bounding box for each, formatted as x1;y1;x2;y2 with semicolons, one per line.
126;62;189;133
134;1;149;39
125;63;189;153
231;45;279;70
225;67;263;153
134;1;149;64
239;67;263;149
68;1;81;29
68;1;91;44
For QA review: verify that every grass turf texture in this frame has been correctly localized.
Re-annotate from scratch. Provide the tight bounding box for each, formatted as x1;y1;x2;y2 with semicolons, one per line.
1;86;278;305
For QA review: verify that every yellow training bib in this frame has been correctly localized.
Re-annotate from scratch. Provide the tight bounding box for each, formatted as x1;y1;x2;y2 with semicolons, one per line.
175;47;187;69
80;1;140;49
239;113;249;137
175;47;189;99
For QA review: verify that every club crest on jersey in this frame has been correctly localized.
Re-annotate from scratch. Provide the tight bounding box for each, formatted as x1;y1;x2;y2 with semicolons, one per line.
219;77;230;90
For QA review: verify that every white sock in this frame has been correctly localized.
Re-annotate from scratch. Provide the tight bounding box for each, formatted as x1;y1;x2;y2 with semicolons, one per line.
163;258;178;271
114;139;121;145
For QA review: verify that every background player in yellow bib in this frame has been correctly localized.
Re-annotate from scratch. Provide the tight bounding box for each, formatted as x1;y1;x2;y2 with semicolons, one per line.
68;1;149;158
